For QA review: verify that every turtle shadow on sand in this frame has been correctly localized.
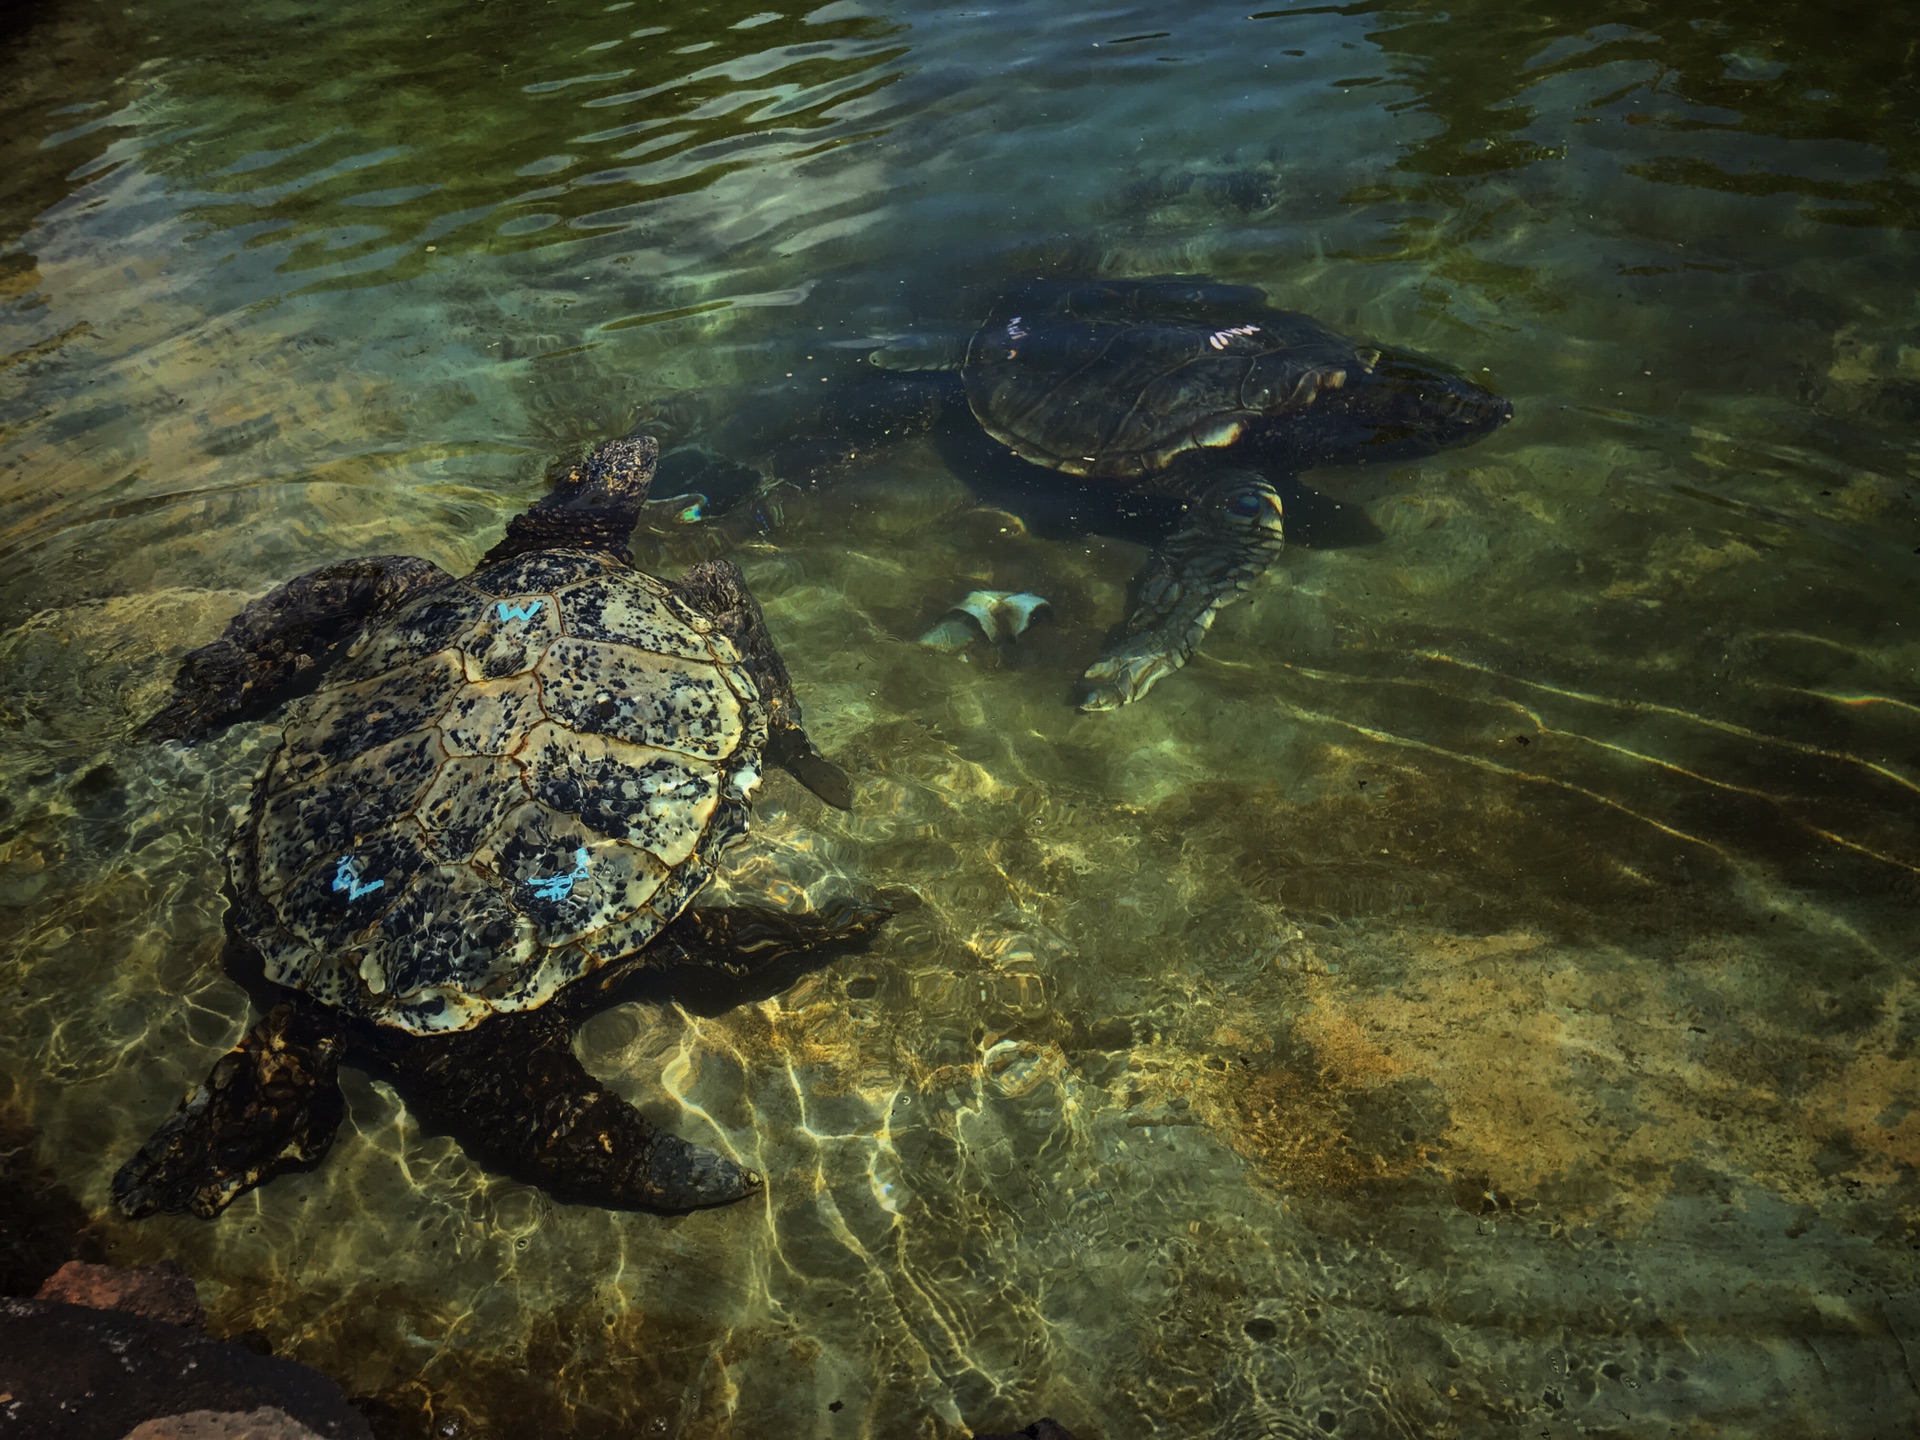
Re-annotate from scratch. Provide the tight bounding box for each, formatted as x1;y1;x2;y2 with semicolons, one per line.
650;276;1512;710
114;435;892;1222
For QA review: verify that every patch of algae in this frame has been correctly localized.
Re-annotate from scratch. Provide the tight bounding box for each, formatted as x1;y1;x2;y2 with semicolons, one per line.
1167;1018;1437;1199
1158;920;1920;1236
1798;980;1920;1183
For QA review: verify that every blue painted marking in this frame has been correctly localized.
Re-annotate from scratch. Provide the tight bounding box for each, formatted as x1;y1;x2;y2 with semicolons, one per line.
496;600;544;624
528;846;592;902
331;855;385;902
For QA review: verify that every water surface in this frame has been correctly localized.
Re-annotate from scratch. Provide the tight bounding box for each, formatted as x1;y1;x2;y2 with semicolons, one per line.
2;1;1917;1436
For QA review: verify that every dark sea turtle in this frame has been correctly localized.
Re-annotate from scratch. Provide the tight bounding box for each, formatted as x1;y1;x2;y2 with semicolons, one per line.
114;435;885;1220
669;276;1513;710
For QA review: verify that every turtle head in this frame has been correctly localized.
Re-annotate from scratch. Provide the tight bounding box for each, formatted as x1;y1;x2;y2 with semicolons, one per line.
1333;347;1511;461
554;434;660;507
1256;346;1511;469
478;435;662;568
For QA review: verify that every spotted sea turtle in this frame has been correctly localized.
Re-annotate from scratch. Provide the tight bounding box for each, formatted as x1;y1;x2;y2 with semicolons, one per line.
666;277;1512;710
114;435;884;1219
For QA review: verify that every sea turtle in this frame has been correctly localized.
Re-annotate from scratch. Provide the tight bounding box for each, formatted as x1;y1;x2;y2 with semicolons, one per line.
113;434;885;1220
664;276;1512;710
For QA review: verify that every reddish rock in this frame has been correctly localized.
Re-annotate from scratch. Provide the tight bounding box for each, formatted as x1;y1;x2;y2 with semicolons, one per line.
121;1407;330;1440
35;1258;206;1328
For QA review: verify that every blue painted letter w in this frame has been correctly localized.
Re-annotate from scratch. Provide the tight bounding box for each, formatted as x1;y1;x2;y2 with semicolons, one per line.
331;855;384;902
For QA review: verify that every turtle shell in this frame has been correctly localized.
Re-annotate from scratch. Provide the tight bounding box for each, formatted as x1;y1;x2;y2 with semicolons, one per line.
958;279;1376;480
229;548;769;1036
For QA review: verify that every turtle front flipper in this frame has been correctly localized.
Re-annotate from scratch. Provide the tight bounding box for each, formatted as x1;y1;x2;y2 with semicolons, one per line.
383;1010;758;1213
1076;472;1287;712
113;1003;347;1219
139;554;452;742
671;558;853;810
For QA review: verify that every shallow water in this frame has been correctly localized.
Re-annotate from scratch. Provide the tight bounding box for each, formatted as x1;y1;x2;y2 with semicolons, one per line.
2;0;1917;1435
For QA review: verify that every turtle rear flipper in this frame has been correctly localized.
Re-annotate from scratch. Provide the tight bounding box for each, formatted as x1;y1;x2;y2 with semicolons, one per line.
113;1003;347;1219
1076;473;1287;712
139;555;452;743
385;1011;759;1212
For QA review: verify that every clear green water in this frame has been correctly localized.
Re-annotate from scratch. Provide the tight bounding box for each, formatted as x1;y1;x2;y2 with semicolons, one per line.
3;0;1918;1435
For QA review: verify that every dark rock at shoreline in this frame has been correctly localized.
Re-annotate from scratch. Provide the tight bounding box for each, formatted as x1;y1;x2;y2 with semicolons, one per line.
0;1297;374;1440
